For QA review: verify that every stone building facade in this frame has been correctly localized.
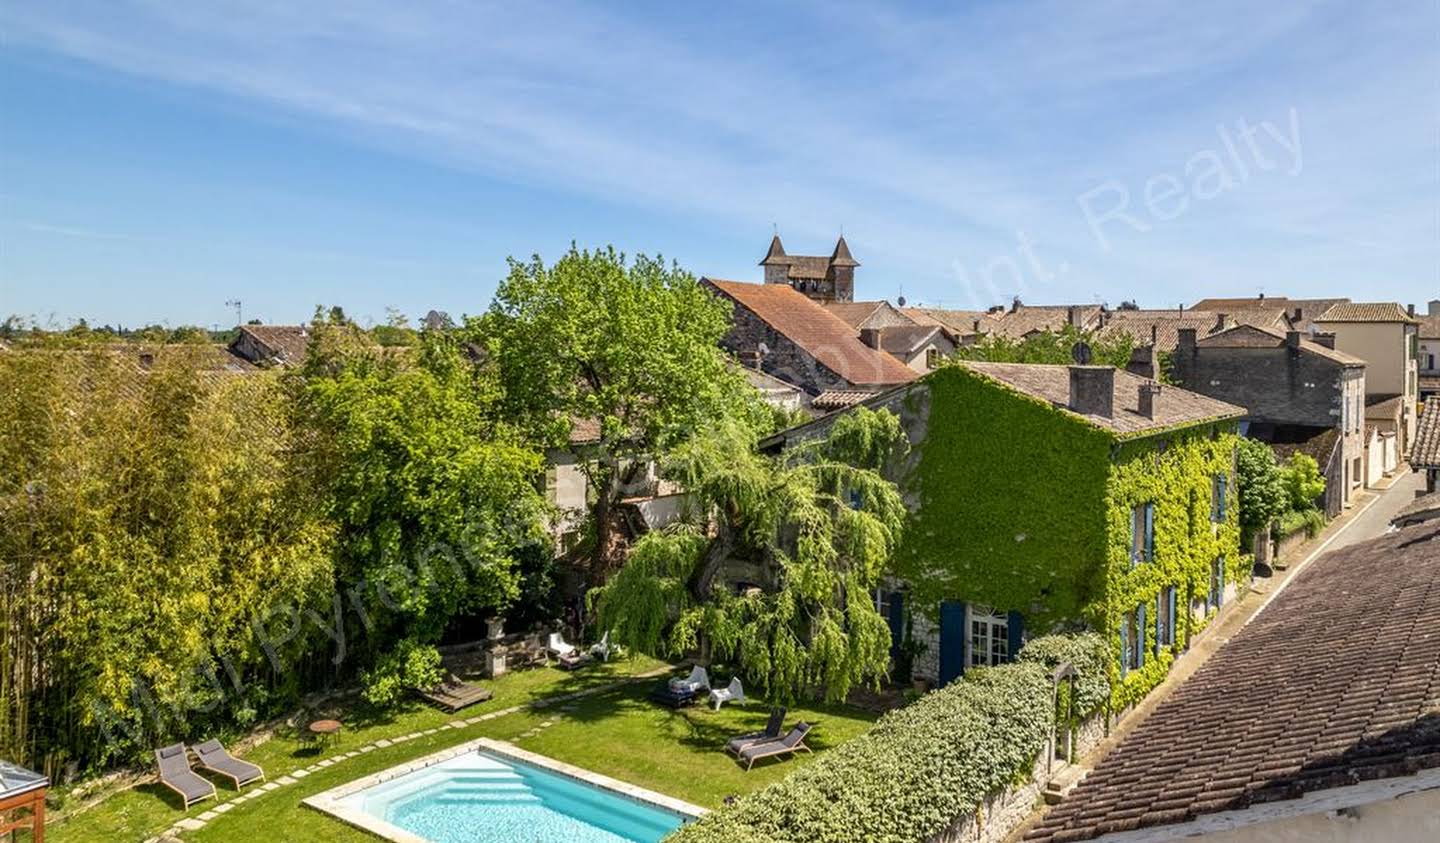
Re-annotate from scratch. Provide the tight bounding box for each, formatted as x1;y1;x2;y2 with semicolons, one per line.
1171;324;1367;511
759;234;859;303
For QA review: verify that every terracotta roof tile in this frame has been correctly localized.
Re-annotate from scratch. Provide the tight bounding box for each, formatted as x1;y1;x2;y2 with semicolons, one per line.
959;362;1244;437
235;325;312;365
1100;311;1228;352
705;279;918;388
822;301;915;330
1315;302;1421;324
1027;521;1440;843
876;324;945;355
1196;323;1366;365
1413;398;1440;468
1416;311;1440;339
812;389;880;411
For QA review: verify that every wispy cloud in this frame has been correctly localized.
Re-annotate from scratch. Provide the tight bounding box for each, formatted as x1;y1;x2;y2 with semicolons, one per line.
2;1;1435;307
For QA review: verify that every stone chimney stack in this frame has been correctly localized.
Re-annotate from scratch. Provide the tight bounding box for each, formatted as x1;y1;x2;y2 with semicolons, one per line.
138;352;155;371
1067;305;1081;328
1286;330;1302;349
1138;383;1162;419
1312;333;1337;350
1069;366;1115;418
1214;313;1229;332
1178;328;1198;351
859;327;882;350
1408;303;1417;318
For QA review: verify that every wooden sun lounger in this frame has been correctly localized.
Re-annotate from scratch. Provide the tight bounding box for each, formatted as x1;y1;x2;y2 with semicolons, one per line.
738;722;812;771
154;743;217;809
192;739;265;790
416;673;494;712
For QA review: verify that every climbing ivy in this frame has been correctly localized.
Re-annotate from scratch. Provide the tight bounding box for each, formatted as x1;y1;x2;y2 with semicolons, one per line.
1104;428;1242;708
895;365;1114;633
893;365;1241;709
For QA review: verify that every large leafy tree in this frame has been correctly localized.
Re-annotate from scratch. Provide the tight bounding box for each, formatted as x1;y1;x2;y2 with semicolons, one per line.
474;245;765;581
592;408;909;703
293;312;550;703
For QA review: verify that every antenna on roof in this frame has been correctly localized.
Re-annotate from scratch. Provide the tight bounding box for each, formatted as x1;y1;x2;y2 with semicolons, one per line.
225;299;242;326
771;222;777;235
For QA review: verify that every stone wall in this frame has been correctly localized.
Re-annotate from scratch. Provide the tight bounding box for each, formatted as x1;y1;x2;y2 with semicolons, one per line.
719;299;854;396
1171;341;1353;429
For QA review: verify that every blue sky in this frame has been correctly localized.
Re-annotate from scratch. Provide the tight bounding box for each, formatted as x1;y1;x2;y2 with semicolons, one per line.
1;1;1436;329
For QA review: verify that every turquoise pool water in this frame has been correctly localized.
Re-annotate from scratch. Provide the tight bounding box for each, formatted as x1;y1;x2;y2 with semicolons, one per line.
340;751;689;843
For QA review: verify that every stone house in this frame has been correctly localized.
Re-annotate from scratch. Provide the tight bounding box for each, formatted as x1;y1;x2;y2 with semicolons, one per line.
703;278;917;397
860;324;956;374
763;362;1244;698
1190;294;1343;334
759;234;859;303
821;300;916;332
1169;324;1367;513
1312;301;1422;453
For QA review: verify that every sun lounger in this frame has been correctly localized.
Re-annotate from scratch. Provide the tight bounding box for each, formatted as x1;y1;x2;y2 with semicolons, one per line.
738;722;812;771
192;739;265;790
709;676;745;710
416;672;494;712
725;707;787;755
670;665;710;694
548;632;576;658
155;743;217;809
590;630;612;662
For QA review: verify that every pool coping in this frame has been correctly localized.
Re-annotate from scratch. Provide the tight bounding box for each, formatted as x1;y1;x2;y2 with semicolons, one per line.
302;737;706;842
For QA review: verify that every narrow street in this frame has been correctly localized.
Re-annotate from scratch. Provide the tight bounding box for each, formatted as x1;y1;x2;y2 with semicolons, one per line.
1326;467;1427;551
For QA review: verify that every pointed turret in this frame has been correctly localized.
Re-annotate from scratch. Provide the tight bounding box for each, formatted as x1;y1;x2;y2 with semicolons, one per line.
829;235;859;267
759;234;788;266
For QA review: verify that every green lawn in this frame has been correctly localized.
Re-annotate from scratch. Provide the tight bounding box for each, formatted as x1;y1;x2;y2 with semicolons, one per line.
47;658;878;843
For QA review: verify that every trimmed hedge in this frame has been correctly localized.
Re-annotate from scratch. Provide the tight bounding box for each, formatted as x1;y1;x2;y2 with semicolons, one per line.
669;633;1109;843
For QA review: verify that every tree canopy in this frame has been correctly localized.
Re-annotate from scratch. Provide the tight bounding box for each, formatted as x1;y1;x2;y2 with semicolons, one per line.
950;324;1135;369
591;407;909;703
473;245;767;580
1236;437;1288;544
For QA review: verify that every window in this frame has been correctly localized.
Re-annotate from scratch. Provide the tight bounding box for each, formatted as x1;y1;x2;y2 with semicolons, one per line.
1130;503;1154;565
926;347;939;369
968;605;1009;668
1155;586;1177;652
1120;604;1146;676
872;588;892;617
1211;474;1228;522
1209;556;1225;609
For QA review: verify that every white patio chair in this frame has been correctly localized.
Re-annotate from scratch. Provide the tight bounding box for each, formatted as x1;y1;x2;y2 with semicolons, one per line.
710;677;745;710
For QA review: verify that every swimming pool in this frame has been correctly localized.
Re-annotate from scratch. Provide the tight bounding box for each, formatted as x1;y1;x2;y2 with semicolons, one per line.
307;739;701;843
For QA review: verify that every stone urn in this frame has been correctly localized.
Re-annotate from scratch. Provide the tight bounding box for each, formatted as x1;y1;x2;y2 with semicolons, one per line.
486;617;505;641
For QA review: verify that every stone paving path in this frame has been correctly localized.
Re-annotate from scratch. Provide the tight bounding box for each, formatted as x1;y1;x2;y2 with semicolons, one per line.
144;665;672;842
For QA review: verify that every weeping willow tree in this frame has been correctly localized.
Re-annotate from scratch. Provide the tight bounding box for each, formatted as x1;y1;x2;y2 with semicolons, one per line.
592;407;908;703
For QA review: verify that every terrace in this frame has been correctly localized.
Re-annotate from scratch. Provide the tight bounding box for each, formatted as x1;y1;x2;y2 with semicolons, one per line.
46;657;878;843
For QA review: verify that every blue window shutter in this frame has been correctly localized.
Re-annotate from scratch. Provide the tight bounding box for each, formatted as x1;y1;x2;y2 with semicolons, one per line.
1155;594;1164;653
958;602;968;678
1006;610;1024;662
1136;604;1147;667
1168;587;1178;646
848;488;862;510
1144;504;1155;561
1119;615;1130;677
887;592;905;659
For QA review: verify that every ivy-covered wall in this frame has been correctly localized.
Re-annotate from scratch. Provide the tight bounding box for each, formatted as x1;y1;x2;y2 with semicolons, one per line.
885;365;1241;705
1103;426;1242;707
894;366;1114;633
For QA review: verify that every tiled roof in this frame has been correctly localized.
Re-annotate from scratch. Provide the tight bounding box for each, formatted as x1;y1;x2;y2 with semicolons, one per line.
1190;297;1349;333
1417;310;1440;339
1414;398;1440;468
900;307;996;336
811;389;880;411
1197;324;1365;366
235;325;312;365
705;279;918;387
822;301;915;330
1422;374;1440;392
1392;491;1440;528
1315;302;1421;324
959;362;1245;437
1365;393;1405;420
876;324;946;355
1027;520;1440;843
1100;311;1229;352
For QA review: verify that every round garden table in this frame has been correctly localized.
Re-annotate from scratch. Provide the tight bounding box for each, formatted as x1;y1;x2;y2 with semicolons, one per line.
308;719;342;751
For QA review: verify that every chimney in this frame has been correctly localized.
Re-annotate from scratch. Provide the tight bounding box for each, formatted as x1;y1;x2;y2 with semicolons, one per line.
1408;303;1416;318
138;352;155;370
1068;366;1115;417
1430;299;1440;316
1214;313;1228;332
1292;307;1303;322
1178;328;1198;350
859;327;882;349
1127;344;1158;380
1150;325;1158;344
1138;383;1163;419
1312;332;1336;349
1067;305;1081;328
1286;330;1302;349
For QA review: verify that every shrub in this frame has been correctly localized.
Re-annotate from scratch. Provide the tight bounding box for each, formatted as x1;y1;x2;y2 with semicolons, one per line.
1275;508;1326;540
361;639;443;707
670;634;1109;843
1280;452;1326;511
1016;632;1110;716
